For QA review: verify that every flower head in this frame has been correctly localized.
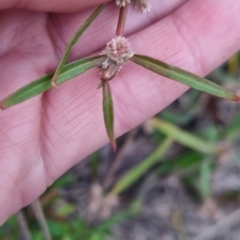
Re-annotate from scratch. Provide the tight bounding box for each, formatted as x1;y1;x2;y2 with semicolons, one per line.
100;36;134;80
103;36;134;65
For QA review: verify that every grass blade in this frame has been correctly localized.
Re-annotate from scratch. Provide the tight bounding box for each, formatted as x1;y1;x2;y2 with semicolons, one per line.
52;5;104;85
110;137;173;195
0;56;105;109
102;82;116;151
149;118;218;154
131;54;240;101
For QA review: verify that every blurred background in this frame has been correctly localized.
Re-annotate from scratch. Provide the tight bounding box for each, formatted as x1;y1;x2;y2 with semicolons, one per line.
1;53;240;240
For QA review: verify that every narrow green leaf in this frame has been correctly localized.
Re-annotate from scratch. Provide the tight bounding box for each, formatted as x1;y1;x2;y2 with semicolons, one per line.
52;5;104;85
0;56;105;109
110;137;172;195
149;118;218;154
102;82;116;151
131;54;240;101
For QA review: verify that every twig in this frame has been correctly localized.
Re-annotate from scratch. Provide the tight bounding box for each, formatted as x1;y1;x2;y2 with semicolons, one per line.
16;210;32;240
31;199;52;240
193;207;240;240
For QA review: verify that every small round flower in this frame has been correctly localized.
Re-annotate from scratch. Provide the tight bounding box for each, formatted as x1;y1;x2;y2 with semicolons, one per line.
100;36;134;80
103;36;134;65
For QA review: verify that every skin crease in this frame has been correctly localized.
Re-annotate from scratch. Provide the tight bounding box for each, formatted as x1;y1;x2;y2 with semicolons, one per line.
0;0;240;225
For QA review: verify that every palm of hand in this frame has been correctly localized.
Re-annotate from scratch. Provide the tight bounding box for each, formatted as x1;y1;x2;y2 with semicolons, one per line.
0;0;240;224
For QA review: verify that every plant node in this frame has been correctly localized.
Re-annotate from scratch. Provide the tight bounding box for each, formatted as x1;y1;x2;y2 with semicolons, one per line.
100;36;134;81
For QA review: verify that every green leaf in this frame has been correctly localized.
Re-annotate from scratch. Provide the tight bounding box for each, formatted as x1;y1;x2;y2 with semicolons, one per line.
149;118;218;154
52;5;104;85
0;56;105;109
102;82;116;151
111;137;172;195
131;54;240;101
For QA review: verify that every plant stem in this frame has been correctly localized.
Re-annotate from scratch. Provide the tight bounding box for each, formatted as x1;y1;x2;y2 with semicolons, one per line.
110;137;173;195
16;211;33;240
31;199;52;240
116;5;129;36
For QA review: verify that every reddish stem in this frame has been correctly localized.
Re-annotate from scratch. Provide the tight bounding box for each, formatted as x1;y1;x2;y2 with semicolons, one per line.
116;5;129;36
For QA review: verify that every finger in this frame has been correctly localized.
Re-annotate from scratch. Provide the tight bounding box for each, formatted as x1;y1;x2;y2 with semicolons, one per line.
42;0;240;181
0;0;109;12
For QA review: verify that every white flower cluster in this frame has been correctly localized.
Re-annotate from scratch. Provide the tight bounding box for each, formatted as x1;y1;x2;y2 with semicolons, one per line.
101;36;134;79
115;0;151;13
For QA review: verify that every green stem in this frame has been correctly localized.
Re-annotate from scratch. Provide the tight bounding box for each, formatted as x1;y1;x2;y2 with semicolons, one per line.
110;137;173;195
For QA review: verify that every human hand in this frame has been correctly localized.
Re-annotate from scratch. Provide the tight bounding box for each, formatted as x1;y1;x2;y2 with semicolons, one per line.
0;0;239;224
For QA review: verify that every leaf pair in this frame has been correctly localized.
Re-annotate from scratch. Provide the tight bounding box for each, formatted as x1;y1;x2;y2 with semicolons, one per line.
102;54;240;150
0;5;105;110
0;4;239;151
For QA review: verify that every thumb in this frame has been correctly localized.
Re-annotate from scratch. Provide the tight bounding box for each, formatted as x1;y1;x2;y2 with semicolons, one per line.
0;0;109;12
